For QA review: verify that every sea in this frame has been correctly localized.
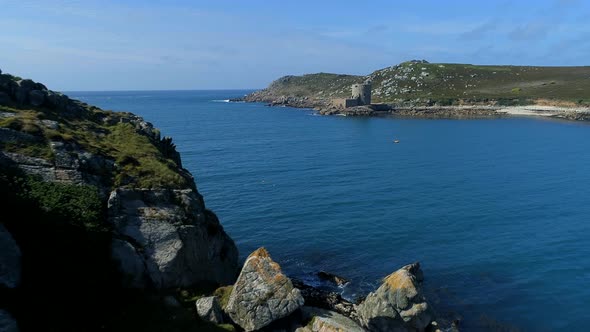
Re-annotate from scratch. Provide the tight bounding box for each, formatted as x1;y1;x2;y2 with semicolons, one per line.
68;90;590;331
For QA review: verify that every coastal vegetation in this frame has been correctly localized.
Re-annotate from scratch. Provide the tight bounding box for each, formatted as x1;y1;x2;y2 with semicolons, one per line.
0;71;236;331
250;61;590;106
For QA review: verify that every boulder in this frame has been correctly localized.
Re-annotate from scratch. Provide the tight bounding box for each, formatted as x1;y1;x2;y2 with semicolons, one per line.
195;296;224;324
0;310;18;332
357;263;434;332
292;279;357;321
46;91;69;110
301;307;365;332
14;79;38;104
226;247;304;331
108;188;238;288
0;91;11;104
0;224;21;288
28;90;46;107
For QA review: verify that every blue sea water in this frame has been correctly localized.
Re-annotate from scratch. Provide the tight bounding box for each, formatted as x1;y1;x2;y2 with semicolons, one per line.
68;90;590;331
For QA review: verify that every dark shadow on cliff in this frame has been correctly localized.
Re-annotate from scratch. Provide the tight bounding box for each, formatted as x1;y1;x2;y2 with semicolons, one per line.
0;160;231;331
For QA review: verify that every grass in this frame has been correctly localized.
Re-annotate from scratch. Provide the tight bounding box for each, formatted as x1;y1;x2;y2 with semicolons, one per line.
265;73;363;98
0;103;190;189
213;285;234;309
108;123;187;188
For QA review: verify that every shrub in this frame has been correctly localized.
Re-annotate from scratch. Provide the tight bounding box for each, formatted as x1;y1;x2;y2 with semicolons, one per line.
24;176;105;231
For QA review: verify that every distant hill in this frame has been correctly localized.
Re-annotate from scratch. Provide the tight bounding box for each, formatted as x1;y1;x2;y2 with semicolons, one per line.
246;61;590;106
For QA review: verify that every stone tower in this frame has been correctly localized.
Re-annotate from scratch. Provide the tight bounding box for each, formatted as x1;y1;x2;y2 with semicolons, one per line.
351;82;371;105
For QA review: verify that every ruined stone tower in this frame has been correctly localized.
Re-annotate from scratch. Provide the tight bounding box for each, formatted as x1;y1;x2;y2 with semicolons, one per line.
351;82;371;105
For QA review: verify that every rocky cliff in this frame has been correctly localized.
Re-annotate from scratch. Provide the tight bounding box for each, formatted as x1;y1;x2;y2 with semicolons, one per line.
0;69;238;331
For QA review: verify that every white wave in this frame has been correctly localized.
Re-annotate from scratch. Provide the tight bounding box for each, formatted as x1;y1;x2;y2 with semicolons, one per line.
212;99;230;103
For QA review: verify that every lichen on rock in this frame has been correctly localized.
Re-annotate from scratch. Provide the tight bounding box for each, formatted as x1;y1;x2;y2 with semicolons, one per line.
226;247;304;331
108;188;238;288
357;262;434;332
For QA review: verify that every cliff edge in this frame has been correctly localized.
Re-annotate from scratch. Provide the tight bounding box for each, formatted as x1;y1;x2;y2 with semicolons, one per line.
0;69;238;330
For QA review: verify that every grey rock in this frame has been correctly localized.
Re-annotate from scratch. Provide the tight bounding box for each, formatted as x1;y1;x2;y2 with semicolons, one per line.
0;112;15;119
295;327;313;332
292;279;357;321
108;188;238;288
196;296;224;324
226;247;304;332
14;79;45;105
40;119;59;130
357;263;434;332
28;90;46;107
301;307;365;332
0;310;19;332
0;224;21;288
0;128;42;143
111;239;147;287
46;91;69;110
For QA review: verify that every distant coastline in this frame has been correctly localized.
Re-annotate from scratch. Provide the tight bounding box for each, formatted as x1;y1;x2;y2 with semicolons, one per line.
233;60;590;122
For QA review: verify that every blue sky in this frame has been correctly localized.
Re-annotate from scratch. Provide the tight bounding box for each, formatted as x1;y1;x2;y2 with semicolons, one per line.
1;0;589;90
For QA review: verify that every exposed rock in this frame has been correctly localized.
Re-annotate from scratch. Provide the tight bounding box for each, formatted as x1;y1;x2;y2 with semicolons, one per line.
0;128;42;143
317;271;349;286
0;310;19;332
196;296;224;324
356;263;434;332
301;307;365;332
108;188;238;288
45;90;69;110
292;279;357;321
0;141;115;196
226;247;304;331
28;90;46;107
0;224;21;288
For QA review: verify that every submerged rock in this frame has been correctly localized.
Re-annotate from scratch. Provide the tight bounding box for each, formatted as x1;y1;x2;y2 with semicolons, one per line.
226;247;304;331
0;224;21;289
292;279;357;321
196;296;224;324
357;263;434;332
108;188;239;288
317;271;349;286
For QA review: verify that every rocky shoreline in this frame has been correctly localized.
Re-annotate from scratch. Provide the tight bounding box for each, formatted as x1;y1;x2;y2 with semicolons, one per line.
0;70;456;331
233;94;590;122
194;247;448;332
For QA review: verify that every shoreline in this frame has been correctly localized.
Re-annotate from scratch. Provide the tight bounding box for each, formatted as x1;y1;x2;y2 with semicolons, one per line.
231;96;590;122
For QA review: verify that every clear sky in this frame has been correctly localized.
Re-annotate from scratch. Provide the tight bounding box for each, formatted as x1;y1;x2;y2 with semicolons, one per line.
1;0;589;91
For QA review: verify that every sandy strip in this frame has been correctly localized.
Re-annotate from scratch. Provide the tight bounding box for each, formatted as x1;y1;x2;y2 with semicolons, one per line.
497;106;590;117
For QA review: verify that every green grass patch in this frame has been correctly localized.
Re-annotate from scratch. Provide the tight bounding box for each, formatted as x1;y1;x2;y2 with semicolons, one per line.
25;177;105;231
0;103;190;189
214;285;234;309
107;123;186;188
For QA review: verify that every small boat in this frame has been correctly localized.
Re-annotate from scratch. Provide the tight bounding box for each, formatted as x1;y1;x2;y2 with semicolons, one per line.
393;139;400;143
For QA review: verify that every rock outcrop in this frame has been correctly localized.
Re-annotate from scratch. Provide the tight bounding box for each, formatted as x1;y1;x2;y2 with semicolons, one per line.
226;247;304;331
317;271;349;287
357;263;434;332
0;224;21;289
299;306;365;332
196;296;224;324
108;188;238;288
292;279;358;321
0;310;19;332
